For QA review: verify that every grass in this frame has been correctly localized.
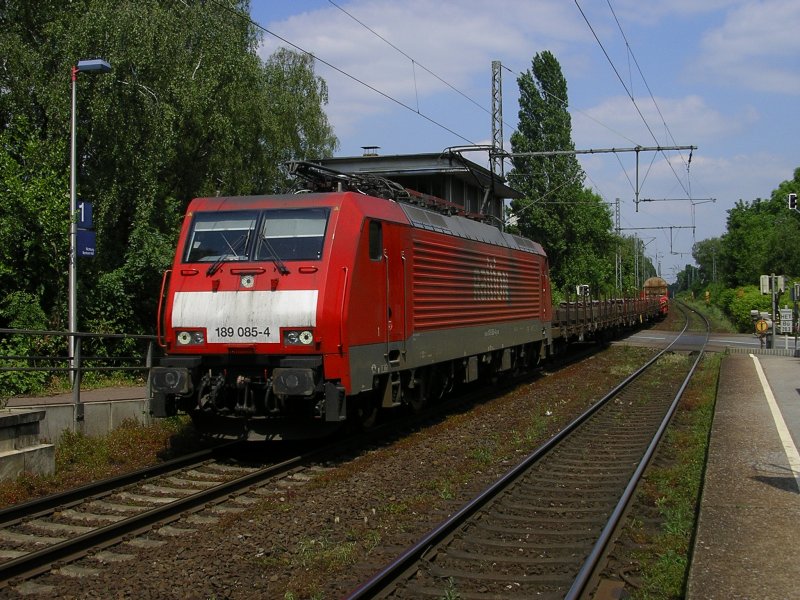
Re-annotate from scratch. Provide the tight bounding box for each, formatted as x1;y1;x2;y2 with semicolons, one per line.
0;416;204;508
45;371;147;395
296;536;359;570
607;345;658;376
442;577;462;599
677;296;738;334
626;351;720;599
268;528;385;600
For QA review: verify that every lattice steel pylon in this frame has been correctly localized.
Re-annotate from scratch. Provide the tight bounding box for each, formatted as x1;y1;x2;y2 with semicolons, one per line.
491;60;504;179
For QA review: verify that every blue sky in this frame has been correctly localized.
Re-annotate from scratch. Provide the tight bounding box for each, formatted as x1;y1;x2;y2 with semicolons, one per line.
251;0;800;283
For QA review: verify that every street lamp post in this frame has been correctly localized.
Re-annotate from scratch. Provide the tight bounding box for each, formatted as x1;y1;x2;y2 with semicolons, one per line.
69;58;111;385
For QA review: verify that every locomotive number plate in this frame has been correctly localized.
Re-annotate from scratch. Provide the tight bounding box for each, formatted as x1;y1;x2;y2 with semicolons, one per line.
212;325;274;342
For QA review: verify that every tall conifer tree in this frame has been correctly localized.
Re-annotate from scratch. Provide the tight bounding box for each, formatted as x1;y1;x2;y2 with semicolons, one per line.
508;51;614;293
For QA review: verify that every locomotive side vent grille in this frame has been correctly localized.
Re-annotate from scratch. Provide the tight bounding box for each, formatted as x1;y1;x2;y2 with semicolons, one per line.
411;238;543;330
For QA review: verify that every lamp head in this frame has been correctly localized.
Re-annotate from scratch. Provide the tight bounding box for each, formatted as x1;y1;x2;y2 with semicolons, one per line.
76;59;111;73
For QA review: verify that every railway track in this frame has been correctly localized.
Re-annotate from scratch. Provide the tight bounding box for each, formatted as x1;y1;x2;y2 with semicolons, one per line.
0;310;691;597
348;302;709;599
0;441;318;591
0;366;538;595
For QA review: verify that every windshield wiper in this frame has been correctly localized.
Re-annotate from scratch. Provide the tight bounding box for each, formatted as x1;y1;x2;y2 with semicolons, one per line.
258;236;290;275
206;233;249;277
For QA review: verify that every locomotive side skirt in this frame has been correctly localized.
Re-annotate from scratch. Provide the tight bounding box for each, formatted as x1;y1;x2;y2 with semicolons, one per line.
347;318;550;393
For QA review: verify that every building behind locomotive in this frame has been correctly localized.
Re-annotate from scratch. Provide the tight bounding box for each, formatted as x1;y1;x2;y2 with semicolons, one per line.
150;153;550;439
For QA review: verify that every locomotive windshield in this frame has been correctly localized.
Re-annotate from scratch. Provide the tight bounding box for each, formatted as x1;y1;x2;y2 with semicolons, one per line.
183;208;329;264
255;208;328;261
184;211;258;263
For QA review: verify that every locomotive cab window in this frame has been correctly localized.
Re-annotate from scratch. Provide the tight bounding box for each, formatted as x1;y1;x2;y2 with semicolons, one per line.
255;208;329;261
368;220;383;260
184;211;258;263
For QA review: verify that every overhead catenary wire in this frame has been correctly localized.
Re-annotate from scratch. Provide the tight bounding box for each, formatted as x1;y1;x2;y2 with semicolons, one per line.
207;0;477;146
326;0;516;130
605;0;700;208
606;0;690;171
573;0;692;200
605;1;717;222
497;62;671;202
215;2;697;257
500;63;639;148
224;0;644;185
213;0;677;205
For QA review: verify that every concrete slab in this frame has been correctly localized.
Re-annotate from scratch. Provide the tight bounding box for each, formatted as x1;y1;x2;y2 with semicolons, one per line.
3;399;149;443
0;409;54;480
686;353;800;600
23;443;55;476
0;449;25;481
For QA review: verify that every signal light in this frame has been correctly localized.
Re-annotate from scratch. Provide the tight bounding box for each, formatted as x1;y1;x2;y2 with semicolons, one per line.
790;193;798;211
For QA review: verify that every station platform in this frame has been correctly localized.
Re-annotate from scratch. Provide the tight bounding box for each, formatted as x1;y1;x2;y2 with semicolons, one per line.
686;352;800;599
3;386;148;441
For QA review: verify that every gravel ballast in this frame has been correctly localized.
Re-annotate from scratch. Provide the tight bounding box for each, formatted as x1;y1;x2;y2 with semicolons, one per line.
16;344;659;599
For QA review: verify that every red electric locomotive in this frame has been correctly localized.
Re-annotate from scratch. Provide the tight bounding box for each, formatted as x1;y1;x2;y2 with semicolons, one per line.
152;167;552;439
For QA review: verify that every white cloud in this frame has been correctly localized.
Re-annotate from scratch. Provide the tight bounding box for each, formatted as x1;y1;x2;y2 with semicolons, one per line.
573;94;754;149
257;1;590;137
693;0;800;94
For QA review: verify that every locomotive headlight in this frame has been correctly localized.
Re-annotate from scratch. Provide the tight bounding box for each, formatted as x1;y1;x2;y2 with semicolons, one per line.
284;329;314;345
176;330;205;345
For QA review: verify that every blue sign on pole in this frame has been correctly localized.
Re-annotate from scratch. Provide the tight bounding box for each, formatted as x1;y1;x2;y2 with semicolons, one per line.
77;229;96;257
77;201;93;228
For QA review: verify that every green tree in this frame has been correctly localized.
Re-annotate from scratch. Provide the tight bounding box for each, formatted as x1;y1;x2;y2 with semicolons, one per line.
616;234;658;294
692;237;722;285
0;0;337;333
507;51;615;293
713;167;800;287
0;119;68;325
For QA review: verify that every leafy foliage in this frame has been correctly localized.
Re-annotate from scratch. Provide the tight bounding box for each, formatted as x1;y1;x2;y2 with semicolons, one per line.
680;167;799;330
507;51;617;294
0;119;68;326
0;1;337;334
687;167;800;290
0;291;50;396
724;287;774;332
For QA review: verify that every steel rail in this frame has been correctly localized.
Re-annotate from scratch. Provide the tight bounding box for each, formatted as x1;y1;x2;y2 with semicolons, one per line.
565;302;710;599
0;443;238;527
0;451;306;586
346;307;692;599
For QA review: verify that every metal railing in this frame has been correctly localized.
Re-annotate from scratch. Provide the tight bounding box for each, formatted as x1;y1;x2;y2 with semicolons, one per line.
0;328;157;422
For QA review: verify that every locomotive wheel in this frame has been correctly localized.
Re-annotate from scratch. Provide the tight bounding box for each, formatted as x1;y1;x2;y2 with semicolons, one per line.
354;394;379;429
405;369;428;413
